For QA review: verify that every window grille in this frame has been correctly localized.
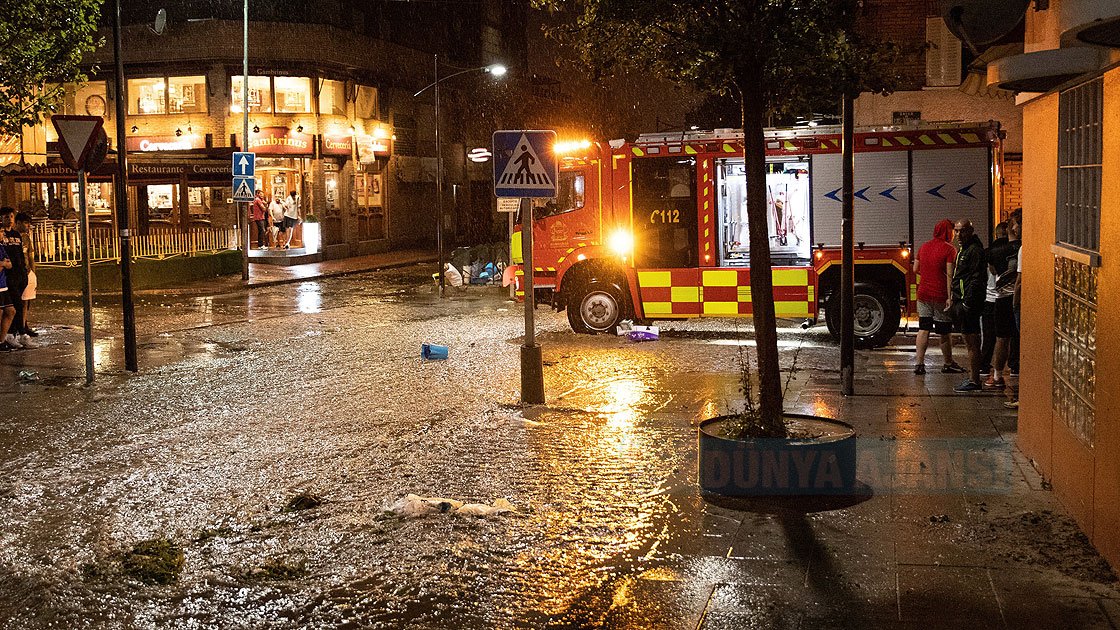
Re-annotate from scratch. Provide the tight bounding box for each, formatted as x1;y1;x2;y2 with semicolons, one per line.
1057;79;1102;253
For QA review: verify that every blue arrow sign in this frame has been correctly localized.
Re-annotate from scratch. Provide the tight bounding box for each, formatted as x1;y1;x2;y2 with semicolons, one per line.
957;183;977;198
926;184;946;199
824;187;841;202
854;186;870;202
880;186;898;201
233;151;255;177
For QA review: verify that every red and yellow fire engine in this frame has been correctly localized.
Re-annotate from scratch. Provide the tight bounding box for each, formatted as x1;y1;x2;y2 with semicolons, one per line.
511;122;1003;347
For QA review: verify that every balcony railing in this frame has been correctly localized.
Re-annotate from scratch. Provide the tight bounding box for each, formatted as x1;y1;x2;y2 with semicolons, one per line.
31;222;241;267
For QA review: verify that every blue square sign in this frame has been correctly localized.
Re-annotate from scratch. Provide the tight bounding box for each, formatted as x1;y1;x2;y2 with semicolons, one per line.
493;130;557;198
232;176;255;202
233;151;255;177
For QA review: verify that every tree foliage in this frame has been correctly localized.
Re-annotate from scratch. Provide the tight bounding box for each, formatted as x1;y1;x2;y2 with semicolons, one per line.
536;0;900;437
0;0;103;138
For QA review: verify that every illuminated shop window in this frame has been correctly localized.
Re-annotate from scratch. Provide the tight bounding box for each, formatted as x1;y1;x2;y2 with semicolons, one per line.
274;77;311;113
128;78;167;115
128;76;208;115
71;81;108;116
169;76;207;114
321;79;347;116
231;76;273;113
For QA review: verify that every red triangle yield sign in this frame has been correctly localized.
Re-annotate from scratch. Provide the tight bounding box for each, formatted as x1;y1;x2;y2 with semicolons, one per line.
51;115;105;170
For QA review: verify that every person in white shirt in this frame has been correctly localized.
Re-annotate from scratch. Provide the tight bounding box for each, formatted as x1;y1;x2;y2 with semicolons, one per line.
281;191;301;249
269;194;286;248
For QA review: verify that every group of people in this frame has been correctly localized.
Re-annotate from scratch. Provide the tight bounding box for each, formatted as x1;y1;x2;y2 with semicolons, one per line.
0;207;39;352
913;209;1022;404
250;190;301;250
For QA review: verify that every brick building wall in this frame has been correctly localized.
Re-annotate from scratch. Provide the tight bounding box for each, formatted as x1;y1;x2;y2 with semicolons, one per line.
1001;156;1023;217
860;0;940;91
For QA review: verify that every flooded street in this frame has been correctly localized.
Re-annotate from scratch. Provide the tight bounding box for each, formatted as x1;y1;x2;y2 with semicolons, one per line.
0;267;784;628
2;267;1116;629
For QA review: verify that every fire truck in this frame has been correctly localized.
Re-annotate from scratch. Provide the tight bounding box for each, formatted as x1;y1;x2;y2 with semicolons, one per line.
511;122;1003;347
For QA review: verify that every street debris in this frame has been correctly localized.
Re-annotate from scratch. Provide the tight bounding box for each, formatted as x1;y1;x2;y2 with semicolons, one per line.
929;514;951;523
243;559;308;581
421;342;449;360
284;491;325;512
17;370;38;381
387;494;515;518
444;263;464;287
615;320;660;341
121;538;184;585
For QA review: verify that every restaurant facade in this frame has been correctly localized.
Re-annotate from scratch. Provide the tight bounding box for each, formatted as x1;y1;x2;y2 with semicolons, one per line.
0;5;522;265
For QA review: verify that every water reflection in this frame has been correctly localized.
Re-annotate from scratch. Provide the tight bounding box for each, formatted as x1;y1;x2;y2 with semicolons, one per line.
296;282;322;314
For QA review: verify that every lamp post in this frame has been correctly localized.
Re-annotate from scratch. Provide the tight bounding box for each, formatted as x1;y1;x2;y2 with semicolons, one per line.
413;56;506;296
241;0;249;281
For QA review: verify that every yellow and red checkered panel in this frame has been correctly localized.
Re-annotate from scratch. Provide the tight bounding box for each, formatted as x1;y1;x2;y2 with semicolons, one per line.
636;268;815;319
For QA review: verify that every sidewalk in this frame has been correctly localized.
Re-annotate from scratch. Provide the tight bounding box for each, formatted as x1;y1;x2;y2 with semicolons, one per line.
39;248;437;298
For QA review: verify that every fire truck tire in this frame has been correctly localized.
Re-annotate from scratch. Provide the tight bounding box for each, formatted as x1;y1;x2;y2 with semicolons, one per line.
825;283;900;349
568;281;625;334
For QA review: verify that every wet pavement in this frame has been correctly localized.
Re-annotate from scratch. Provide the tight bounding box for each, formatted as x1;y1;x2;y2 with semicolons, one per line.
1;265;1118;629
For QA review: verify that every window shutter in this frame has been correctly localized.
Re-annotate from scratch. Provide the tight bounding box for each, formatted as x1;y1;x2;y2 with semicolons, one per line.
926;17;962;87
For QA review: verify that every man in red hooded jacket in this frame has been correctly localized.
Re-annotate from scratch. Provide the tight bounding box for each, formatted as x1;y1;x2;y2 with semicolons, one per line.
913;219;964;375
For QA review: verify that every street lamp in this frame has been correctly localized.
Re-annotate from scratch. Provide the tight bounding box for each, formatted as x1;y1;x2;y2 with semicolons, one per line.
413;56;507;296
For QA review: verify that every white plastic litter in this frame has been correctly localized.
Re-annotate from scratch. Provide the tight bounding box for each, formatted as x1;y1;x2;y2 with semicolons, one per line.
627;324;660;341
444;263;464;287
388;494;515;518
615;320;634;336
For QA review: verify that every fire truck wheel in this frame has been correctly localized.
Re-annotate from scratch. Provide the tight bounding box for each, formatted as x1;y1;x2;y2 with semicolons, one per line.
825;283;900;348
568;282;625;334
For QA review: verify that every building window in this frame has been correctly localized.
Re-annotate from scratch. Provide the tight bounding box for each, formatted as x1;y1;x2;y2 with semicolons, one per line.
71;81;108;117
274;77;311;113
320;79;347;116
355;85;378;119
232;76;313;114
128;76;208;115
1057;78;1102;253
168;76;207;114
231;76;273;113
1053;257;1097;445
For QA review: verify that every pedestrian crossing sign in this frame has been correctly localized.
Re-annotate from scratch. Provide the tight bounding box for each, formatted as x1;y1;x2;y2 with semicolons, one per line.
232;176;255;201
493;130;557;198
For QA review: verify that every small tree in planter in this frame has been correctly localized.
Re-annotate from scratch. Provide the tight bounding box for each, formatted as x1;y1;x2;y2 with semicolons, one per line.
536;0;899;439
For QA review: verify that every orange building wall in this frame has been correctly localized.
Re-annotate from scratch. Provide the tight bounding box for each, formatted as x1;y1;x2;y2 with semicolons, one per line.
1018;65;1120;572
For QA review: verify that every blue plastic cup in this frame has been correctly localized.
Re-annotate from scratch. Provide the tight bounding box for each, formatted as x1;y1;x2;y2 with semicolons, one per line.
422;343;449;360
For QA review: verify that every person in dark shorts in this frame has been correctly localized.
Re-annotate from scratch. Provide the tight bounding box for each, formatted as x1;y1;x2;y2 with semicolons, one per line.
0;207;31;349
0;243;15;352
913;219;964;375
950;219;987;392
984;210;1021;390
980;222;1008;375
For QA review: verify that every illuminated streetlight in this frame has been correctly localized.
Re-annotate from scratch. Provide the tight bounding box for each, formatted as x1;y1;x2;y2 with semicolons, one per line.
413;58;507;296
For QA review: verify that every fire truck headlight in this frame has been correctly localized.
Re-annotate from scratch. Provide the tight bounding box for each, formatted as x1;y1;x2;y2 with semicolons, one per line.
609;229;634;257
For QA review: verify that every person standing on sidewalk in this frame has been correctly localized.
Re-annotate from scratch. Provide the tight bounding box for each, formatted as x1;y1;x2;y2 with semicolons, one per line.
0;207;33;349
1006;209;1025;409
14;212;38;339
269;194;286;248
0;243;16;352
980;222;1008;375
985;210;1021;390
913;219;964;375
280;190;300;249
251;190;269;250
950;219;987;392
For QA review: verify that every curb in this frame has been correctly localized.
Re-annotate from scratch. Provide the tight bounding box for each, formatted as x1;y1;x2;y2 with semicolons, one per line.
38;256;438;300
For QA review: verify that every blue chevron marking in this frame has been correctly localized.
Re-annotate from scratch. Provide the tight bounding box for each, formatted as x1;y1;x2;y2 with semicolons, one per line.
824;187;841;202
880;186;898;200
927;184;946;199
854;186;870;201
957;183;976;198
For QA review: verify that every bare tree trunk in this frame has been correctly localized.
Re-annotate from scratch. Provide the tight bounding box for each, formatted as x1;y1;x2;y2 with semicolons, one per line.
741;80;786;437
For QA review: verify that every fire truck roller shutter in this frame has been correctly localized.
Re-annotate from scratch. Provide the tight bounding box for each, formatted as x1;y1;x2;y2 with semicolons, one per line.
911;147;991;246
809;152;910;247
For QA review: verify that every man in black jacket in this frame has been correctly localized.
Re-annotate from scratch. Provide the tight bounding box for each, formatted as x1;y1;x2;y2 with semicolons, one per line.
951;219;987;392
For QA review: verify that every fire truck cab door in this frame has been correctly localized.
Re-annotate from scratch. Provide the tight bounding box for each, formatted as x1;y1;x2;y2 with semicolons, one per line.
631;156;701;318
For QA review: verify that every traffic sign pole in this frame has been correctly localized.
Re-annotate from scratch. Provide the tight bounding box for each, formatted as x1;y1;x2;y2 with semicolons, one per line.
232;152;256;281
78;170;95;386
520;197;544;404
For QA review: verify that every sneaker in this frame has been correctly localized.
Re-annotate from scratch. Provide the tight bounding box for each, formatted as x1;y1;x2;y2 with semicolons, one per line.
1009;369;1019;377
983;376;1006;390
4;334;23;349
955;379;983;393
0;342;13;352
942;362;966;374
980;366;992;376
23;329;38;337
914;364;926;375
17;334;38;349
1004;400;1019;409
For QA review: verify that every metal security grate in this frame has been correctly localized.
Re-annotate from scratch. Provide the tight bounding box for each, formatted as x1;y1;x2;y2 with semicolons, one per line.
1057;78;1102;253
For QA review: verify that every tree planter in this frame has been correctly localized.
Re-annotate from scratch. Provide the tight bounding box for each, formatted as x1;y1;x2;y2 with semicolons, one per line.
698;414;857;496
